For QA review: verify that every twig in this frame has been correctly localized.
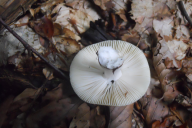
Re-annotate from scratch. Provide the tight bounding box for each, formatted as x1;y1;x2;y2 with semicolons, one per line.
178;1;192;26
0;17;69;80
33;72;52;102
24;72;52;118
136;27;150;47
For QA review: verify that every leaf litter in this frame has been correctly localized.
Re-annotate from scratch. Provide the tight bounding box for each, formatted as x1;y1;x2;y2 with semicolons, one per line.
1;0;192;128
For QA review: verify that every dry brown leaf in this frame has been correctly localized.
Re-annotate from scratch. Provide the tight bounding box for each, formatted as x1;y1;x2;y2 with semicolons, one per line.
132;3;172;34
62;28;81;41
69;103;90;128
42;68;54;80
175;25;190;41
155;39;183;68
26;98;75;128
0;16;45;59
33;0;65;15
53;36;80;56
152;115;178;128
29;16;54;39
93;0;110;10
164;57;174;68
42;84;63;102
116;9;127;22
53;23;63;36
13;88;38;102
138;95;171;126
52;3;99;34
89;106;106;128
175;94;192;109
153;17;174;37
65;0;100;21
93;0;128;21
166;40;188;61
69;104;106;128
121;30;149;50
152;39;183;103
109;104;133;128
0;96;14;127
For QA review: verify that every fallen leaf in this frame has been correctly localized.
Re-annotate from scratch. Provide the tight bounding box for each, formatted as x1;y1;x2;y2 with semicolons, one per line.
52;3;99;34
93;0;110;10
90;106;106;128
69;103;90;128
166;40;188;60
0;18;45;58
152;115;177;128
42;84;63;102
139;95;170;126
175;25;190;40
13;88;38;102
29;16;54;39
42;68;54;80
33;0;65;15
153;17;173;37
0;96;14;127
164;57;174;68
62;28;81;41
53;23;63;36
109;104;133;128
26;98;75;128
65;0;100;21
53;36;80;56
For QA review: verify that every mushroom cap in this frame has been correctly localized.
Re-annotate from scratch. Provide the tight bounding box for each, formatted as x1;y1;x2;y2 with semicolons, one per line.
70;40;150;106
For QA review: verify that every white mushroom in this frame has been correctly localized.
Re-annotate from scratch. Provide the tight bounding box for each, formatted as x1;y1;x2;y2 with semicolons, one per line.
70;40;150;106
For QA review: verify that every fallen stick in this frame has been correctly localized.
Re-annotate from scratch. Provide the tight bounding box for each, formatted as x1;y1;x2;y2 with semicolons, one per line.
0;17;69;80
178;1;192;26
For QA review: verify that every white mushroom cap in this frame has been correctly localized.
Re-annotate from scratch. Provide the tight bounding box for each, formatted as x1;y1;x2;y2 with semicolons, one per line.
70;40;150;106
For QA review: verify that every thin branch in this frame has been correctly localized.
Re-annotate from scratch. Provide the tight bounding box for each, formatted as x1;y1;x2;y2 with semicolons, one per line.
24;72;52;118
178;1;192;26
0;17;69;80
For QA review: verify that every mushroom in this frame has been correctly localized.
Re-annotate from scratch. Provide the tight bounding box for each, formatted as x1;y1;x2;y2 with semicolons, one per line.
70;40;150;106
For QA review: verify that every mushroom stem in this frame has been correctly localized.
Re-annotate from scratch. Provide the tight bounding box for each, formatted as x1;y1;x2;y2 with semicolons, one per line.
103;67;122;84
97;46;124;85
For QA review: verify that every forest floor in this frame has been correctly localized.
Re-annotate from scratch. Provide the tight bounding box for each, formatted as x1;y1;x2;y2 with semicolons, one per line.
0;0;192;128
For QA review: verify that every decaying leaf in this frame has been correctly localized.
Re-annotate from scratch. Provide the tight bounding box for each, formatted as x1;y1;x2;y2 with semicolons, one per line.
175;25;190;40
0;16;45;59
109;104;133;128
138;95;171;127
42;84;63;102
62;28;81;41
26;98;75;128
166;39;188;60
153;17;173;37
131;2;172;34
53;36;81;56
65;0;100;21
93;0;110;10
69;104;106;128
52;3;99;34
42;68;54;80
69;103;90;128
32;0;65;15
29;16;54;39
0;96;14;127
152;115;178;128
13;88;38;102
